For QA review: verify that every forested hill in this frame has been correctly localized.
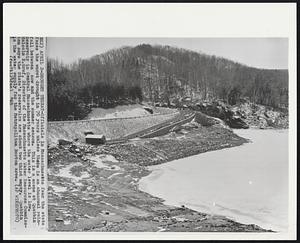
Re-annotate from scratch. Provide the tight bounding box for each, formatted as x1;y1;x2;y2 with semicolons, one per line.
47;44;288;120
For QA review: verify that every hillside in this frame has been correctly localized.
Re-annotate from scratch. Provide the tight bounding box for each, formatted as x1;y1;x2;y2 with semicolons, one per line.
47;44;288;121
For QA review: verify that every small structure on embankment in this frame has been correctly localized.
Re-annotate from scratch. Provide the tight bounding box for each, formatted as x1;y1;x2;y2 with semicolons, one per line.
47;111;178;146
85;134;106;145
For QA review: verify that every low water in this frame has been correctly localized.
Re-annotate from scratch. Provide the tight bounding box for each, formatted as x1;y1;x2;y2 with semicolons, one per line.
139;129;288;232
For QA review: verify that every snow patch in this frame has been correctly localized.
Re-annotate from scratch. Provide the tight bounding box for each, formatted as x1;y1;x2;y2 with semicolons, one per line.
88;154;119;167
103;108;149;119
83;214;95;219
108;172;123;179
86;105;151;120
57;162;90;181
172;216;187;222
64;220;72;225
87;154;121;171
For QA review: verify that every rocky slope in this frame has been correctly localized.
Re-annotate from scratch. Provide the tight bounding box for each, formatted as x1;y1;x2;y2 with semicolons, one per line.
231;101;289;129
48;120;272;232
187;100;288;129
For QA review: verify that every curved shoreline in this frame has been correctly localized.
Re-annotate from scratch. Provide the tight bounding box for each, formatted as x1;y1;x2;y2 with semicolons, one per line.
137;129;288;232
48;123;276;232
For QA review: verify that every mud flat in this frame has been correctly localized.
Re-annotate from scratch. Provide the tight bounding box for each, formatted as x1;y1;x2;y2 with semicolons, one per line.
48;121;271;232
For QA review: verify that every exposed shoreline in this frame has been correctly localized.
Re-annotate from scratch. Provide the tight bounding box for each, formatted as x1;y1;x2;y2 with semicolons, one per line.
48;121;273;232
139;128;288;232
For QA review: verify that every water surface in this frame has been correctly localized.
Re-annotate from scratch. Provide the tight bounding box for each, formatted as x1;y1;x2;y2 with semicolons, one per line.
139;129;288;232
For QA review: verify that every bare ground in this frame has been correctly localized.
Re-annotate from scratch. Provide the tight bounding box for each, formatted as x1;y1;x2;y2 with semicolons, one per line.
48;122;271;232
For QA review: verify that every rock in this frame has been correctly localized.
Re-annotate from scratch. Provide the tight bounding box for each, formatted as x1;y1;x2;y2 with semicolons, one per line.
194;112;216;126
143;106;154;114
69;144;78;153
228;116;249;129
182;121;199;129
70;144;77;149
258;118;268;129
58;139;72;145
170;125;181;132
195;101;246;128
196;101;228;120
170;102;176;108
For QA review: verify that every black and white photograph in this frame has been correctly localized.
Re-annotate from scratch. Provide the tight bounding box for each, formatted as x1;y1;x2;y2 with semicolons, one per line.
46;37;289;232
3;3;296;240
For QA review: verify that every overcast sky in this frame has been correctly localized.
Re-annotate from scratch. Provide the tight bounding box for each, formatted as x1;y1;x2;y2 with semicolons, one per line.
47;38;288;69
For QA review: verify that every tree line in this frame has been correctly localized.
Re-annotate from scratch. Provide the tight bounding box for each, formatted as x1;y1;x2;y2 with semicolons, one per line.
47;44;288;120
47;58;142;121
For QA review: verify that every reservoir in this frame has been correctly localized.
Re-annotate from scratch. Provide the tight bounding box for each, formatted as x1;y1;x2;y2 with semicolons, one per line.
139;129;289;232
